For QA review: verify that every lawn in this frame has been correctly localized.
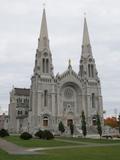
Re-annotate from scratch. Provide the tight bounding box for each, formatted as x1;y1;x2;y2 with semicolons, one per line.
1;145;120;160
57;137;120;144
1;136;120;160
3;136;80;148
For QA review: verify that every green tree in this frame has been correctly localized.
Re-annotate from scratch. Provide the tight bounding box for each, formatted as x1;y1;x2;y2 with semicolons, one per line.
58;121;65;134
70;123;74;136
96;113;102;138
81;111;87;137
118;114;120;134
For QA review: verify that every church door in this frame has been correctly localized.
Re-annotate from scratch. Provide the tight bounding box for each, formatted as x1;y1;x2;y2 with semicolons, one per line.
67;119;73;126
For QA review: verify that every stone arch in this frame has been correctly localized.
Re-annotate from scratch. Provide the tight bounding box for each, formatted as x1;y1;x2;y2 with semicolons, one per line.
42;114;50;127
59;82;82;126
60;82;82;95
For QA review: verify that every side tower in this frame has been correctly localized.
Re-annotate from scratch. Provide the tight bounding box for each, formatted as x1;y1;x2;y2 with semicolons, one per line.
79;18;103;126
29;9;56;132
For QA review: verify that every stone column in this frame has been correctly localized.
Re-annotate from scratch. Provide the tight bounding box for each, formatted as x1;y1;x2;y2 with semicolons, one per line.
38;90;42;115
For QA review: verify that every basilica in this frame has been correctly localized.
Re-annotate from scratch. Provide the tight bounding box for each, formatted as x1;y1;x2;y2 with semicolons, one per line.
8;9;103;134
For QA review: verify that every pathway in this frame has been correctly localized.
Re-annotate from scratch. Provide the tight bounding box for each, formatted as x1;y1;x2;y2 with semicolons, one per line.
0;138;41;155
27;143;120;152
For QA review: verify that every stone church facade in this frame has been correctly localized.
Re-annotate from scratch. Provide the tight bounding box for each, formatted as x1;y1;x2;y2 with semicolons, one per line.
8;9;103;134
28;9;103;134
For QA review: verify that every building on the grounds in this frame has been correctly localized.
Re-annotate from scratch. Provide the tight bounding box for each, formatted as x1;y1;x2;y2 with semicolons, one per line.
8;88;30;133
0;113;9;130
8;9;103;134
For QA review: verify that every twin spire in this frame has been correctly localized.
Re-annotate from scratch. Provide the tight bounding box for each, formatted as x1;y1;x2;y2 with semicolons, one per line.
38;9;49;51
38;9;92;57
82;17;90;47
82;17;92;58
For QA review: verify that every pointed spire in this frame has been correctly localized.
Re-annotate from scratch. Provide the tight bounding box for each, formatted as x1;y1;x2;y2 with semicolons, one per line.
82;17;92;58
82;17;90;46
38;8;49;51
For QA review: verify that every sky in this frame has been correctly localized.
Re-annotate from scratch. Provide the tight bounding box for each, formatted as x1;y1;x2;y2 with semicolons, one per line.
0;0;120;117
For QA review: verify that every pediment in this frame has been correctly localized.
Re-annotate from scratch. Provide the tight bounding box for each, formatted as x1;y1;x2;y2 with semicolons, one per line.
56;68;80;82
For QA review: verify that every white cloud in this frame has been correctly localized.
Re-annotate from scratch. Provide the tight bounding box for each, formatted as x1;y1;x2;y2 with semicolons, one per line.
0;0;120;116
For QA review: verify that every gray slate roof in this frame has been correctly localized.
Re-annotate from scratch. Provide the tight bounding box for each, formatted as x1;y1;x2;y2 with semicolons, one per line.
14;88;30;96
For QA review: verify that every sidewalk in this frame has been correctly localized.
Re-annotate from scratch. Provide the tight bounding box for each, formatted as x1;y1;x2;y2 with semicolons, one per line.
0;138;40;155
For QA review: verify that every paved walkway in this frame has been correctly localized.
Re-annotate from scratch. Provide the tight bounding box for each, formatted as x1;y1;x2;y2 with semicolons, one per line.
27;142;120;152
0;138;41;155
55;138;93;144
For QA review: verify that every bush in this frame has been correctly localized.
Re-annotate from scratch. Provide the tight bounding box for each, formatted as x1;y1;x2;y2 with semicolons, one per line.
0;129;9;137
34;130;54;140
42;130;54;140
58;121;65;134
35;130;43;139
20;132;32;140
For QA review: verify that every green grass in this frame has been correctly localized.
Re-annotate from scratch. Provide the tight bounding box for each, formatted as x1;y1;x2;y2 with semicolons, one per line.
3;136;80;148
1;136;120;160
1;146;120;160
57;137;120;144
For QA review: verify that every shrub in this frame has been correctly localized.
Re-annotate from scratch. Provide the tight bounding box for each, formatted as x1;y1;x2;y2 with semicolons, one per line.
42;130;54;140
70;123;74;136
0;129;9;137
58;121;65;134
20;132;32;140
34;130;43;139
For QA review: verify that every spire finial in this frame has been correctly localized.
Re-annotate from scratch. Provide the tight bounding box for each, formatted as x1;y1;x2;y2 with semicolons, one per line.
68;59;72;69
84;12;87;18
43;2;46;9
69;59;71;66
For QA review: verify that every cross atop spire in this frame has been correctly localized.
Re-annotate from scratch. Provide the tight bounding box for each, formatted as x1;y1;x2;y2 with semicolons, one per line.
43;2;46;9
68;59;72;70
38;8;49;51
84;12;87;18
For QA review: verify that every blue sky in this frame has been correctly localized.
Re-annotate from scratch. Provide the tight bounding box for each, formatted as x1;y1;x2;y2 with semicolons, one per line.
0;0;120;117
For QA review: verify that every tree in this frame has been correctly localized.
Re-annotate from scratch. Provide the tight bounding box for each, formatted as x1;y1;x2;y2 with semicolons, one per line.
96;113;102;138
0;129;9;137
58;121;65;134
118;114;120;134
104;117;118;128
81;111;87;137
70;123;74;136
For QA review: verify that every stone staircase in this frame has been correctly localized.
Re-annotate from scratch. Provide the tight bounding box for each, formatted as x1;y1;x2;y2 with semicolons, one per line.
87;126;98;134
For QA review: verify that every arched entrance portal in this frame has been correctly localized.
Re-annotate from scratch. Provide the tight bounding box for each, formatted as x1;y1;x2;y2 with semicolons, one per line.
60;82;82;126
67;119;73;126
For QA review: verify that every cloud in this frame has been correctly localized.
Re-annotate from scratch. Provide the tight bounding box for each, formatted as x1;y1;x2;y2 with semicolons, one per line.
0;0;120;116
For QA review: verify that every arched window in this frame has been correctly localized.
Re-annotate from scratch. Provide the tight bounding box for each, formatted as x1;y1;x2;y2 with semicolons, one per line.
46;59;49;73
92;115;97;125
88;64;91;77
91;64;94;77
80;65;83;77
43;58;45;73
92;93;95;108
44;90;48;106
88;64;94;78
43;116;48;127
18;111;22;115
25;111;28;115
